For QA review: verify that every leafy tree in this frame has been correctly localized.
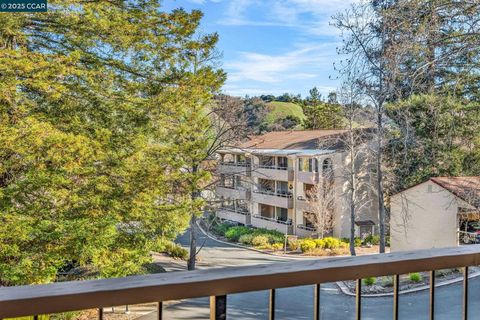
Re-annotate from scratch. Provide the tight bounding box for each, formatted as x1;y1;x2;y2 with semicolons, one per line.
0;1;223;284
302;88;344;129
387;94;480;190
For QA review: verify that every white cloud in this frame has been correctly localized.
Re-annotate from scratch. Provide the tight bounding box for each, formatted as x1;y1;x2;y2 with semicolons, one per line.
225;43;336;84
218;0;359;35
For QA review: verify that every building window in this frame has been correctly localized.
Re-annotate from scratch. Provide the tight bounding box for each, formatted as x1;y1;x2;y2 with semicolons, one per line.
308;158;318;172
277;156;288;169
276;181;289;195
276;207;288;222
259;156;274;167
260;204;274;218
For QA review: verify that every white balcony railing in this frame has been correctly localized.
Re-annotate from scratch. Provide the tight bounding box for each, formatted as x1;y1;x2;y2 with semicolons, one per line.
252;191;293;208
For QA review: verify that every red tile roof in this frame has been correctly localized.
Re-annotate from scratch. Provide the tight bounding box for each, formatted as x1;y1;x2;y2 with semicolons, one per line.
239;130;350;150
431;177;480;209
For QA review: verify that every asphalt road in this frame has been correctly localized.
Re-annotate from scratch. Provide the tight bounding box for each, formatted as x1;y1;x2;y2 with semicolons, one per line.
142;226;479;320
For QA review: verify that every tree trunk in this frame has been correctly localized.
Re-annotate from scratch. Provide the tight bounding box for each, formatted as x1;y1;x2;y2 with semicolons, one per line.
187;213;197;271
376;111;386;253
188;165;199;271
349;201;356;256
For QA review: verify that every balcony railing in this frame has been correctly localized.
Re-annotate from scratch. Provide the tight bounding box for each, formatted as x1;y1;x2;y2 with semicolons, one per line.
220;206;249;215
254;189;292;198
220;161;250;167
252;214;292;225
258;164;288;170
297;224;317;231
1;246;479;320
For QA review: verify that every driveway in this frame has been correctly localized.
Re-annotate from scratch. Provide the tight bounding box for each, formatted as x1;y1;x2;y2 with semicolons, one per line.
142;225;479;319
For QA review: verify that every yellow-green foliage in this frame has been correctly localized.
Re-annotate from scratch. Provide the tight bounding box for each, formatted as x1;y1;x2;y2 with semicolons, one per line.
251;235;269;247
271;243;284;251
300;239;317;253
288;239;299;251
322;237;342;249
313;239;325;248
0;3;224;285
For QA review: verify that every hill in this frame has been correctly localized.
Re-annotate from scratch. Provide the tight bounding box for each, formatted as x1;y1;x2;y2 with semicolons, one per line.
265;101;306;125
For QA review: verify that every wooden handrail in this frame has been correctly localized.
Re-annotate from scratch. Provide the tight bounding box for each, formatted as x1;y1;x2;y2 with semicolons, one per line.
1;246;480;318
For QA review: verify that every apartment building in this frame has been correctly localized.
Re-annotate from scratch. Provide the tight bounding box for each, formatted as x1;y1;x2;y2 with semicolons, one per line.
215;130;378;239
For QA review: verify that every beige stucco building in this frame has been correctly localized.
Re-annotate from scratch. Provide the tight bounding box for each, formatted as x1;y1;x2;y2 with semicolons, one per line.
215;130;378;238
390;177;480;252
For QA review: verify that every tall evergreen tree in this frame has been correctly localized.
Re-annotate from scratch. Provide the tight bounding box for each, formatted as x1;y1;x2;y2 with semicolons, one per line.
0;1;224;284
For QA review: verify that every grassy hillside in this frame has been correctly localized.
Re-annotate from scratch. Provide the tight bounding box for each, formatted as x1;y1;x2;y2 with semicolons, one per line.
265;101;306;124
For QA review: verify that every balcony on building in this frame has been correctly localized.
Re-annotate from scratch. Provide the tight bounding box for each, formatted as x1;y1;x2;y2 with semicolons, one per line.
216;174;250;200
297;156;320;183
218;152;251;176
251;204;293;234
252;179;293;208
253;155;293;181
216;200;250;225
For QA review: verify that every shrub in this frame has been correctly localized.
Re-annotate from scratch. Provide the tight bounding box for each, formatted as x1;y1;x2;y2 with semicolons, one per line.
363;235;380;245
211;222;231;236
271;243;284;251
313;238;325;248
225;226;252;242
252;228;284;244
381;276;393;287
163;242;188;260
288;239;299;251
354;237;362;247
251;235;269;247
363;276;376;286
238;234;254;245
300;239;317;253
340;237;362;247
409;272;422;283
323;237;341;249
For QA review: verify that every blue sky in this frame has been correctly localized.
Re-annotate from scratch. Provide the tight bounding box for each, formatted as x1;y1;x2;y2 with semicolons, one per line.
162;0;357;98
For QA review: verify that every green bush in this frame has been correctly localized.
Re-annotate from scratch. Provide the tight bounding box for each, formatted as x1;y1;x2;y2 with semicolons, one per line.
238;233;254;245
363;235;380;245
300;239;317;253
340;237;362;247
323;237;341;249
409;272;422;283
211;222;231;236
355;237;362;247
313;238;325;249
252;235;270;247
225;226;252;242
252;228;284;244
363;276;377;286
163;242;188;260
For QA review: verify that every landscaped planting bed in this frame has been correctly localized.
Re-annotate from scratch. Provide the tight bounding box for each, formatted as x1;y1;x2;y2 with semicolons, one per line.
342;268;475;295
207;219;381;256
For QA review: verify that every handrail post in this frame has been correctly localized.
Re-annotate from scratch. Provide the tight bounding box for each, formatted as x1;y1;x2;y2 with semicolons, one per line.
393;274;399;320
463;267;469;320
356;279;361;320
314;284;320;320
98;308;103;320
430;270;435;320
210;295;226;320
158;301;163;320
269;289;276;320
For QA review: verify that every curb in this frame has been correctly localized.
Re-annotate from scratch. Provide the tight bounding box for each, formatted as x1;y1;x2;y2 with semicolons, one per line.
196;220;309;260
336;270;480;297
